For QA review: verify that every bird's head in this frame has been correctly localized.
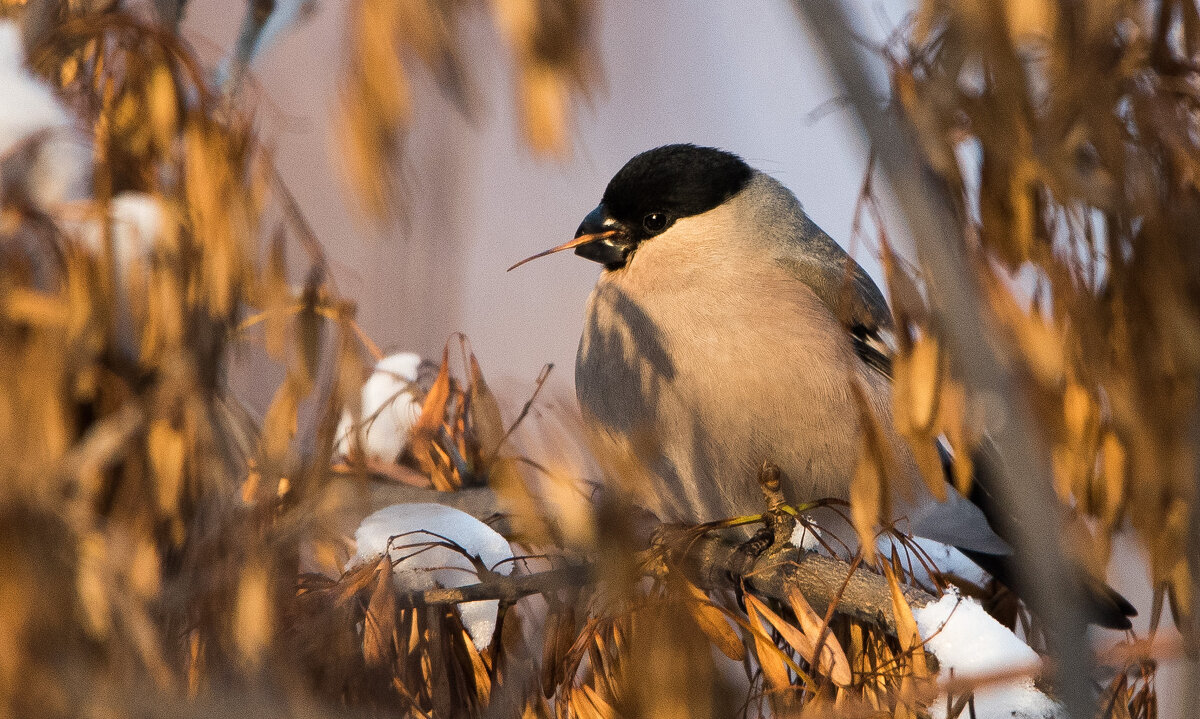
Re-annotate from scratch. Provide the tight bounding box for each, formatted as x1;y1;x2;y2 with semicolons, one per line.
508;144;754;272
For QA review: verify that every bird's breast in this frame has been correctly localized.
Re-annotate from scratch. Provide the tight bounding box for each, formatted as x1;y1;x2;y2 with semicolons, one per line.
574;241;880;524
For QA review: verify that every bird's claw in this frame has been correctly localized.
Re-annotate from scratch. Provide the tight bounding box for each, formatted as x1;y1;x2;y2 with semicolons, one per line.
735;525;775;560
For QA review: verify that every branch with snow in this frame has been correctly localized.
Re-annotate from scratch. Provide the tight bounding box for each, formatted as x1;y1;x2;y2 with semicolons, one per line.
335;352;429;464
356;486;1064;716
916;593;1062;719
348;502;517;651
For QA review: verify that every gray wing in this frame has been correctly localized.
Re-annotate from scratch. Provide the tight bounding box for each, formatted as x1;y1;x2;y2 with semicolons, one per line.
759;184;1017;556
773;210;894;377
779;218;1016;555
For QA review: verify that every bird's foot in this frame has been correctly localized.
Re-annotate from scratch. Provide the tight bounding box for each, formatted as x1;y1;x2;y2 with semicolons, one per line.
731;505;821;562
735;525;776;560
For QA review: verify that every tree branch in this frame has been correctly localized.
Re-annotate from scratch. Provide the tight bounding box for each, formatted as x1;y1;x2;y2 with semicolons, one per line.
383;520;932;639
392;562;589;608
683;534;934;628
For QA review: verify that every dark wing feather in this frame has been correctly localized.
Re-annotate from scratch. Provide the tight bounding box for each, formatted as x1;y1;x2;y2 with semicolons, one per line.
850;325;893;378
776;211;892;333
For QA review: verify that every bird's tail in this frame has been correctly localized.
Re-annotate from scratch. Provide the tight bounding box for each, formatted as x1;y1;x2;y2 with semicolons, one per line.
942;441;1137;630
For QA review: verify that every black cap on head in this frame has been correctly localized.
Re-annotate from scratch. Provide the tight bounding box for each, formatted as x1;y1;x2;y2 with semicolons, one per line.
601;144;754;239
558;144;755;271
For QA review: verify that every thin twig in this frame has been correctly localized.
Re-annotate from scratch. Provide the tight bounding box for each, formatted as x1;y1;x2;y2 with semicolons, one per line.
393;563;589;607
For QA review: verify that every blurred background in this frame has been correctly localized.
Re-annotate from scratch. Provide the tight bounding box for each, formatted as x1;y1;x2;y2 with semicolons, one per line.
185;0;907;399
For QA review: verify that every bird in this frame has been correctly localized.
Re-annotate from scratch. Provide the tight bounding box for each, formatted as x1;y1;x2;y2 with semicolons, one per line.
510;143;1135;629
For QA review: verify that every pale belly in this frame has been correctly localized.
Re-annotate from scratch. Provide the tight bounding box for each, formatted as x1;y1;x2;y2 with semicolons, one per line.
567;206;1009;555
574;270;898;526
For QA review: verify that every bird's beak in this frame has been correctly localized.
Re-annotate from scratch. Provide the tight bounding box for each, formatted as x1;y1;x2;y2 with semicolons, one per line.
507;204;634;272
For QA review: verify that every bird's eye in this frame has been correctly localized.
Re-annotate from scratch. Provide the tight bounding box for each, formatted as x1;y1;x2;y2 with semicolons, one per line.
642;212;668;232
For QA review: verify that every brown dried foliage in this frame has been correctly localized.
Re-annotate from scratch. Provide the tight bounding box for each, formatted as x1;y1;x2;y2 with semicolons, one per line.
855;0;1200;639
0;1;1189;718
338;0;595;219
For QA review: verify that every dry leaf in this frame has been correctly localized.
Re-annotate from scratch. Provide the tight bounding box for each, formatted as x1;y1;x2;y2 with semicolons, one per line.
147;420;185;515
409;345;455;489
744;593;795;691
786;587;853;687
679;579;745;662
882;562;928;680
363;562;398;670
468;352;505;462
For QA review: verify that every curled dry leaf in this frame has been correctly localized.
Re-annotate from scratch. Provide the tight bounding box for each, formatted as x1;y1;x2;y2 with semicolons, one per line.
743;593;794;693
938;381;975;496
849;450;883;562
882;562;928;681
785;587;854;688
146;419;185;515
678;578;745;662
745;593;840;688
897;336;943;437
362;560;399;670
849;377;899;559
1098;432;1127;529
541;603;576;695
408;346;455;490
576;684;617;719
468;352;506;463
892;335;949;502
